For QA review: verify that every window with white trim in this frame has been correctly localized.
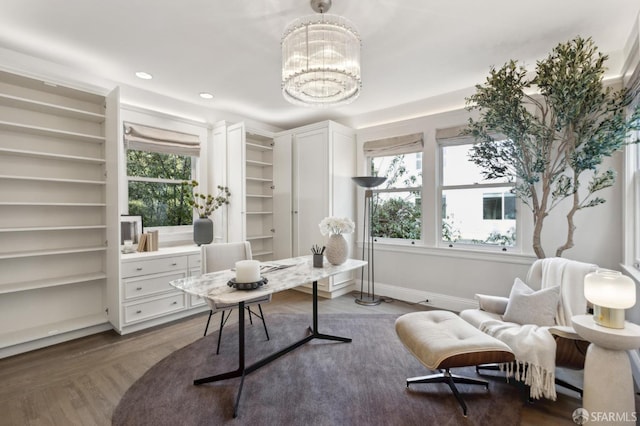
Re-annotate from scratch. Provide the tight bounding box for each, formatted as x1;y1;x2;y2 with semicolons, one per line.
438;135;517;249
629;74;640;270
124;123;200;228
633;140;640;269
363;133;423;242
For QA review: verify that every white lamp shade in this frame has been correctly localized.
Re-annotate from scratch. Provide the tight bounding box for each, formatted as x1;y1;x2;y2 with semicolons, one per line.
584;269;636;309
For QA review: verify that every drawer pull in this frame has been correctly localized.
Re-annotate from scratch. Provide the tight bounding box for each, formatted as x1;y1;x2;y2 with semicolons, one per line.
171;301;178;305
171;262;177;266
136;267;143;271
136;287;142;291
136;310;142;314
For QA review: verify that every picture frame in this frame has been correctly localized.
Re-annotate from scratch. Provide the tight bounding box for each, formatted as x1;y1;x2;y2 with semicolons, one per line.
120;215;143;245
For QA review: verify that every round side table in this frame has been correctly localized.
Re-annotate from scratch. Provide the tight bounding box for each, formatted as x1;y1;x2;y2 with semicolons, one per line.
572;314;640;424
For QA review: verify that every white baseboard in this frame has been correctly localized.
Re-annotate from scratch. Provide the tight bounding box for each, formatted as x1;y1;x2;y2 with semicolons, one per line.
374;281;478;312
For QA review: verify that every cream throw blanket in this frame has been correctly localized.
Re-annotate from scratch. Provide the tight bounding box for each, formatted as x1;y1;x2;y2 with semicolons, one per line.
479;257;597;400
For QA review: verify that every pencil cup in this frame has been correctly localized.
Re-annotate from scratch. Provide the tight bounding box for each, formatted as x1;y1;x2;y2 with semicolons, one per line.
313;254;323;268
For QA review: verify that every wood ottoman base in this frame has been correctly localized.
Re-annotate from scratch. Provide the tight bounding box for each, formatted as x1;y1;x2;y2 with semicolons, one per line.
395;310;515;416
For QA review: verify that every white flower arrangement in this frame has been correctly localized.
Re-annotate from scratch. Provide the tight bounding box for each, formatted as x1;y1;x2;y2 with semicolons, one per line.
319;216;355;236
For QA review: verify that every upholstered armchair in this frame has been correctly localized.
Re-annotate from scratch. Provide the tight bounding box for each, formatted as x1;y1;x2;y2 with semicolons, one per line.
459;257;597;400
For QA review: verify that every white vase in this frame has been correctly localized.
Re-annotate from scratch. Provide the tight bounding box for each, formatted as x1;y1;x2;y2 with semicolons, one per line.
326;234;348;265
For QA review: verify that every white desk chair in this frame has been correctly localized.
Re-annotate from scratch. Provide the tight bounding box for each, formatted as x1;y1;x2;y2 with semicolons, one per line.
201;242;271;354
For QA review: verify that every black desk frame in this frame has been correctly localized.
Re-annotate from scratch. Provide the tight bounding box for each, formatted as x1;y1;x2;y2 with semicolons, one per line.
193;280;351;418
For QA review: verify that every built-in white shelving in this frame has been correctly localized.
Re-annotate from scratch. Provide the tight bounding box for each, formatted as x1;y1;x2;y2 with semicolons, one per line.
244;132;275;260
0;69;114;358
0;147;105;163
0;202;106;207
0;246;107;260
246;177;272;183
226;124;276;260
1;314;107;350
0;120;106;143
0;272;107;294
0;92;105;122
0;175;106;185
246;159;273;167
0;225;106;232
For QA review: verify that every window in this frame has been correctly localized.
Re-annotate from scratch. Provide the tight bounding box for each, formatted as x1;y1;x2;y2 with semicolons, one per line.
370;152;422;241
622;66;640;271
483;192;515;220
631;91;640;270
124;122;201;229
126;150;194;227
362;132;424;242
439;142;517;248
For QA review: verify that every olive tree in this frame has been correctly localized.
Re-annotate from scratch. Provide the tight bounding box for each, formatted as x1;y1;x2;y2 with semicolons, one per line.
466;36;640;258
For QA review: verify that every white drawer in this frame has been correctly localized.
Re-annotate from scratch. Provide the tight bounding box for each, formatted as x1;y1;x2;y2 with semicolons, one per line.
188;254;202;270
123;271;187;300
122;256;188;278
124;293;185;324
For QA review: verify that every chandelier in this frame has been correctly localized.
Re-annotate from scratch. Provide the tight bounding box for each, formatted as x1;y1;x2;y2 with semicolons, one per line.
281;0;361;108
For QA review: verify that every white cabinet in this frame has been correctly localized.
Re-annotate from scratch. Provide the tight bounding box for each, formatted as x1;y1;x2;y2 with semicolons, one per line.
226;123;278;261
115;247;206;334
0;69;118;358
286;121;357;298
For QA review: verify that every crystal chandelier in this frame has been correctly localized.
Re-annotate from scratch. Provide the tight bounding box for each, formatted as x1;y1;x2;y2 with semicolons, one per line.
281;0;361;108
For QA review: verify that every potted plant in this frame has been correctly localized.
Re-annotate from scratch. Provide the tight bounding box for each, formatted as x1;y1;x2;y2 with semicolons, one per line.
465;36;640;258
184;180;231;245
319;216;355;265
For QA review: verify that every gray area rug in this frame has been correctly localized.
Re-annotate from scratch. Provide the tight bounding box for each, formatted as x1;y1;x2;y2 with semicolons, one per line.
112;313;523;425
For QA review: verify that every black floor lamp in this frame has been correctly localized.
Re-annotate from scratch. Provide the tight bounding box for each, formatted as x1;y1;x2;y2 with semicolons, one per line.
352;176;386;306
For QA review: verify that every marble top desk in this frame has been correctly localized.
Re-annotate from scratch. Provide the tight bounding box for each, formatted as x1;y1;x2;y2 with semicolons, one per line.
170;255;367;418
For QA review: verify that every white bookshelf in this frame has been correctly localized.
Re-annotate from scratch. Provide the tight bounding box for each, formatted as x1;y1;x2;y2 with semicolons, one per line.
245;130;275;260
0;69;116;357
226;123;277;260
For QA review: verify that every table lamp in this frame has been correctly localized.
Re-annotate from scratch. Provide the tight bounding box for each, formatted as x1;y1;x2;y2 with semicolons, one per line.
584;269;636;329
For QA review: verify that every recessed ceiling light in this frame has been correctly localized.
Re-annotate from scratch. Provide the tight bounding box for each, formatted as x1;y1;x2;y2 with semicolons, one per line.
199;92;214;99
135;71;153;80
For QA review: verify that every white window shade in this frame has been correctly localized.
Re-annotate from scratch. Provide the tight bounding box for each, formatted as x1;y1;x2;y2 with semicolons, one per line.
363;132;423;157
124;122;201;157
436;125;506;146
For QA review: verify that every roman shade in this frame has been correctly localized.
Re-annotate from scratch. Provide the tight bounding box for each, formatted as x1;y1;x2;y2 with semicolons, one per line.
124;122;201;156
436;125;506;145
363;132;423;157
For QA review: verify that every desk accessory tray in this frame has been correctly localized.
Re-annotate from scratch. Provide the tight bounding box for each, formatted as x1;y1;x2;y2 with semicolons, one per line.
227;277;268;290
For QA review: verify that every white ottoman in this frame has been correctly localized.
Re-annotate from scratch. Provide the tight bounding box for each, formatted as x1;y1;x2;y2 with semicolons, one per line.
395;310;514;416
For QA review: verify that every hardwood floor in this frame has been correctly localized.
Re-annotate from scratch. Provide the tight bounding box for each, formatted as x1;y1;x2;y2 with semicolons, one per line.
0;290;589;425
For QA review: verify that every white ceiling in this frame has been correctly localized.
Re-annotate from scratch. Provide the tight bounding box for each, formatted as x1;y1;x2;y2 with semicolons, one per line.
1;0;639;129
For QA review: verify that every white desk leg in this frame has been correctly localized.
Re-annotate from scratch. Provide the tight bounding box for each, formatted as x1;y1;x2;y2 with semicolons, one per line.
583;343;636;425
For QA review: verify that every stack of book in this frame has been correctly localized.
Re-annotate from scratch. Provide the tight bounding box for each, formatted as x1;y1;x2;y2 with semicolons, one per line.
136;230;159;252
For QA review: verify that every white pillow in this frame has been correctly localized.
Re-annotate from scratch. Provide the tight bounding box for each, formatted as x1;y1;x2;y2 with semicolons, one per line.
502;277;560;326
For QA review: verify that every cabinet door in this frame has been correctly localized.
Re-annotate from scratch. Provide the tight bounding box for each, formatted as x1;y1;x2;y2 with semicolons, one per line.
273;133;292;259
226;122;246;242
293;128;329;257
